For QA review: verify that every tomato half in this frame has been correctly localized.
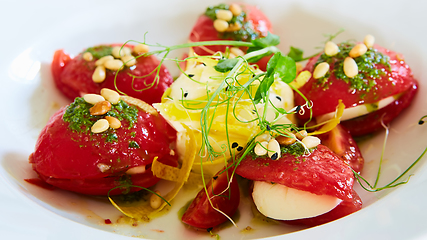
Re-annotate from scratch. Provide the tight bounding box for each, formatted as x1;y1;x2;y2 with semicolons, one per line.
182;167;240;229
295;44;418;136
29;98;178;195
51;45;173;105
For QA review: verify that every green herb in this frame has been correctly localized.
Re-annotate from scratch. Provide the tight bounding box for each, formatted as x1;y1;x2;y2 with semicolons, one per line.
106;133;118;143
84;45;113;59
214;58;240;73
129;141;140;148
281;142;307;157
63;97;96;132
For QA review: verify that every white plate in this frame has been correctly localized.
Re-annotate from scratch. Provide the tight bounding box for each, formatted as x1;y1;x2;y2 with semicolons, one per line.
1;0;427;239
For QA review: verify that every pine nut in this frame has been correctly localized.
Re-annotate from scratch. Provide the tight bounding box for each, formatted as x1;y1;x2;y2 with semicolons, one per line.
126;166;146;175
343;57;358;78
213;19;229;32
229;3;242;16
313;62;330;79
296;130;308;140
83;52;93;61
97;163;110;173
349;43;367;58
83;94;105;105
254;141;268;156
267;139;281;160
227;22;242;32
255;133;271;143
105;116;121;129
216;9;233;21
276;132;296;145
100;88;120;105
92;66;106;83
95;55;114;66
112;46;131;58
291;70;312;89
134;44;150;55
150;191;162;209
302;136;321;149
90;101;112;115
121;55;136;67
324;41;339;56
91;119;110;133
363;34;375;48
230;47;245;57
104;59;124;71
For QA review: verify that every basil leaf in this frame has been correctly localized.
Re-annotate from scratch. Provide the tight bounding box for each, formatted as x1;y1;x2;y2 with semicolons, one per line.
287;46;304;62
214;58;239;73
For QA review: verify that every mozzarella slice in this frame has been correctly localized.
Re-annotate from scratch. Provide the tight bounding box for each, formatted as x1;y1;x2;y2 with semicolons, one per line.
316;95;398;124
252;181;342;220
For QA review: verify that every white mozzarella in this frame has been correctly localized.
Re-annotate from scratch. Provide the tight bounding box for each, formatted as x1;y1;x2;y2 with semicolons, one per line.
316;95;397;124
252;181;342;220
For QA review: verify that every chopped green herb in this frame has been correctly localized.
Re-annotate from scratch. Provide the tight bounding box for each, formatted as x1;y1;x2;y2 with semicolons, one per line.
84;45;113;59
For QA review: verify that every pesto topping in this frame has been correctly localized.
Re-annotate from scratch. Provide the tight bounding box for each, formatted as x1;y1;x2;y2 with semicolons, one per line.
205;4;260;41
315;42;391;92
84;45;113;59
63;97;139;134
128;141;140;148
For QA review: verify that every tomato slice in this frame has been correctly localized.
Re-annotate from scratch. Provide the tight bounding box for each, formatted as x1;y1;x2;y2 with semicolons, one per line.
295;44;418;136
188;3;272;70
318;124;364;173
236;145;355;201
30;98;178;195
182;167;240;229
52;45;173;104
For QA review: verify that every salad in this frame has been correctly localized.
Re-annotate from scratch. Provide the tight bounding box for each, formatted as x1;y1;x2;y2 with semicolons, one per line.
21;2;427;239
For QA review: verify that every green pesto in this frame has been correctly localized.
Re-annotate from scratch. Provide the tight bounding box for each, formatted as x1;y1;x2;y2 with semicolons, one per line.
107;100;139;129
128;141;140;148
205;4;260;42
315;42;391;92
130;132;136;137
84;45;113;59
280;142;307;158
106;132;118;143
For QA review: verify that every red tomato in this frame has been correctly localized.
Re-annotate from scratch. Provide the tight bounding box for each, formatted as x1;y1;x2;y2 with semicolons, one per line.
318;124;364;173
29;99;178;195
182;167;240;229
295;44;418;136
236;145;355;201
51;45;173;105
188;3;272;70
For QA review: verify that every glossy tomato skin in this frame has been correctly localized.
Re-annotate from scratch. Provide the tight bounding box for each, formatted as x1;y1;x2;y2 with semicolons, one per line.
319;124;364;173
295;44;418;135
236;145;355;201
182;167;240;229
52;45;173;105
189;3;272;70
29;102;178;195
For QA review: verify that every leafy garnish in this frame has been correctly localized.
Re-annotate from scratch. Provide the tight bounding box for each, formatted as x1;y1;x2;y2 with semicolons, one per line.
214;58;240;73
287;46;304;62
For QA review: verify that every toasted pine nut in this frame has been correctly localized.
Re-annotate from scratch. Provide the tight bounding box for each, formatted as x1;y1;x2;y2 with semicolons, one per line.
349;43;367;58
343;57;358;78
150;191;162;209
97;163;110;173
267;139;281;160
105;116;121;129
104;59;124;71
276;133;296;145
230;47;245;57
112;46;131;58
302;136;321;149
121;55;136;67
291;70;312;89
95;55;114;66
213;19;229;32
229;3;242;16
254;141;268;156
100;88;120;104
134;44;149;55
313;62;330;79
126;166;146;175
255;133;271;143
324;41;339;56
83;94;105;105
227;22;242;32
92;66;106;83
216;9;233;21
90;101;112;116
91;119;110;133
83;52;93;61
296;130;308;140
363;34;375;48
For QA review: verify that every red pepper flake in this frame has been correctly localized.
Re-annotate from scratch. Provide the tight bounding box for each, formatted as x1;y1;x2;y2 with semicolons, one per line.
104;219;112;224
